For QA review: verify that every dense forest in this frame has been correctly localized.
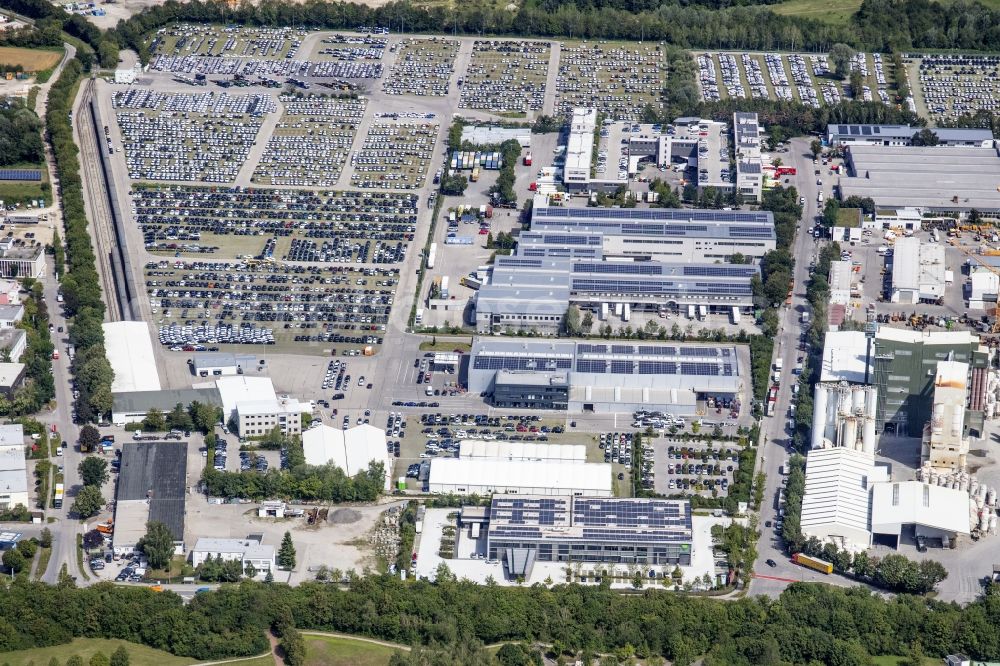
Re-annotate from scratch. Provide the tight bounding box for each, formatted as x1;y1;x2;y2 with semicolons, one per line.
3;578;1000;665
0;100;44;167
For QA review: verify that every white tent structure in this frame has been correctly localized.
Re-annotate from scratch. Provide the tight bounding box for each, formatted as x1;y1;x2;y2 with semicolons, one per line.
302;424;390;490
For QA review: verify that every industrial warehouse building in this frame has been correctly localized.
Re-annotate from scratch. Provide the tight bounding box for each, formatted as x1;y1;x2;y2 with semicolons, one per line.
112;387;222;425
465;495;692;579
821;328;989;436
800;447;881;550
838;145;1000;214
302;424;390;490
467;338;744;415
826;124;994;147
428;458;612;496
458;441;586;462
104;321;162;393
191;352;259;378
870;481;973;547
529;199;777;263
113;441;187;555
473;199;771;335
0;424;26;511
890;237;947;304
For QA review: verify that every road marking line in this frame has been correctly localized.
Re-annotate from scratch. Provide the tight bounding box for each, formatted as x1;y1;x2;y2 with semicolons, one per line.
752;572;797;583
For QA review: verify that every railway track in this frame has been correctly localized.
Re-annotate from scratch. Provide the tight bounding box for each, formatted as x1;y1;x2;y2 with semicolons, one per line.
77;81;123;323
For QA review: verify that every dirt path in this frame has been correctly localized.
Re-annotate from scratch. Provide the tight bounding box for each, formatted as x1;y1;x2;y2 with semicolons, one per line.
268;631;285;666
300;630;411;652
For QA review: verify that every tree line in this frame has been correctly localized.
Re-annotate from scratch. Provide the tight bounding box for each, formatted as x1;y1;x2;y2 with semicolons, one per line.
45;55;116;423
5;576;1000;664
201;460;385;503
98;0;1000;64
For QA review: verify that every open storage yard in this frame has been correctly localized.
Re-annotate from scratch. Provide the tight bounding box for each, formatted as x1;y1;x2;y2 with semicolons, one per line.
113;89;275;182
251;94;366;187
459;39;550;113
307;33;386;81
555;40;667;120
911;54;1000;120
349;122;438;190
146;259;395;353
131;185;417;263
695;51;889;107
151;24;305;59
383;37;459;96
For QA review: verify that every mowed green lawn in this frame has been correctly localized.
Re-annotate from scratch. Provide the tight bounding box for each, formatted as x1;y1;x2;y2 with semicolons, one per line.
871;656;940;666
772;0;1000;23
1;639;195;666
303;635;403;666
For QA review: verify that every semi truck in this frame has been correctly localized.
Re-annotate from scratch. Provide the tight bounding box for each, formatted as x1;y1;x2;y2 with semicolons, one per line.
792;552;833;574
53;483;64;509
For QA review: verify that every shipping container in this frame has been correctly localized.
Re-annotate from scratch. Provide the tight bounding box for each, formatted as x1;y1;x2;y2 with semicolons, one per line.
792;553;833;574
731;306;740;325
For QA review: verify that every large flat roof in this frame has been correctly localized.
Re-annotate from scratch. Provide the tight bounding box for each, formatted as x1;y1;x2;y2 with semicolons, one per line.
800;447;875;538
302;424;389;489
828;124;993;143
487;495;692;545
532;202;775;239
113;388;222;415
870;481;971;535
104;322;161;393
429;458;612;494
115;441;187;542
841;145;1000;210
459;440;587;462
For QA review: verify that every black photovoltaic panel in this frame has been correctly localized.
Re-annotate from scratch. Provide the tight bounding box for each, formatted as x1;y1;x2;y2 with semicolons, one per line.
576;359;607;373
578;344;607;354
573;263;664;275
683;348;720;358
638;361;677;374
644;346;677;356
610;360;633;374
473;356;571;371
0;169;42;181
534;206;771;224
680;362;720;375
611;345;633;354
682;265;757;277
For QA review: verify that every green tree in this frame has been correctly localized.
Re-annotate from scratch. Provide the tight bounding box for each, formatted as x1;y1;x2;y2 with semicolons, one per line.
89;652;109;666
78;456;108;487
278;531;296;569
67;656;84;666
143;408;166;432
78;424;101;452
2;547;26;573
166;403;194;432
564;305;581;336
829;43;855;79
581;311;594;333
39;527;52;548
911;128;940;146
189;401;221;433
136;521;175;570
70;485;104;518
109;647;129;666
809;139;823;159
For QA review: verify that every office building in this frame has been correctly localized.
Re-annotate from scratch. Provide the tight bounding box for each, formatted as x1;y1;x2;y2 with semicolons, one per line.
190;535;275;574
563;108;599;192
468;338;743;414
733;112;763;202
470;495;692;579
216;376;306;437
0;239;45;278
191;352;259;378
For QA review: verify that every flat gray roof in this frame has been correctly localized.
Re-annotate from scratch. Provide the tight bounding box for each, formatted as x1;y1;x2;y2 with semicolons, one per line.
116;441;188;541
828;124;993;143
113;388;222;414
192;352;258;371
532;204;775;240
841;145;1000;210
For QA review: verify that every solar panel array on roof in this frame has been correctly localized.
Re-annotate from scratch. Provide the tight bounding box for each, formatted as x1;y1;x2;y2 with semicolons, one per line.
578;343;607;353
473;356;572;371
533;206;772;224
0;169;42;181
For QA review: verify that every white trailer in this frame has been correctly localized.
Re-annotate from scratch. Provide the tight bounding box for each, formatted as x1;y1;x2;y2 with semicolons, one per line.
730;306;740;325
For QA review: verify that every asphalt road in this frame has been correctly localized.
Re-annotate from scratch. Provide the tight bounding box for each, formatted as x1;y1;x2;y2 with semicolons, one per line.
748;138;865;596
